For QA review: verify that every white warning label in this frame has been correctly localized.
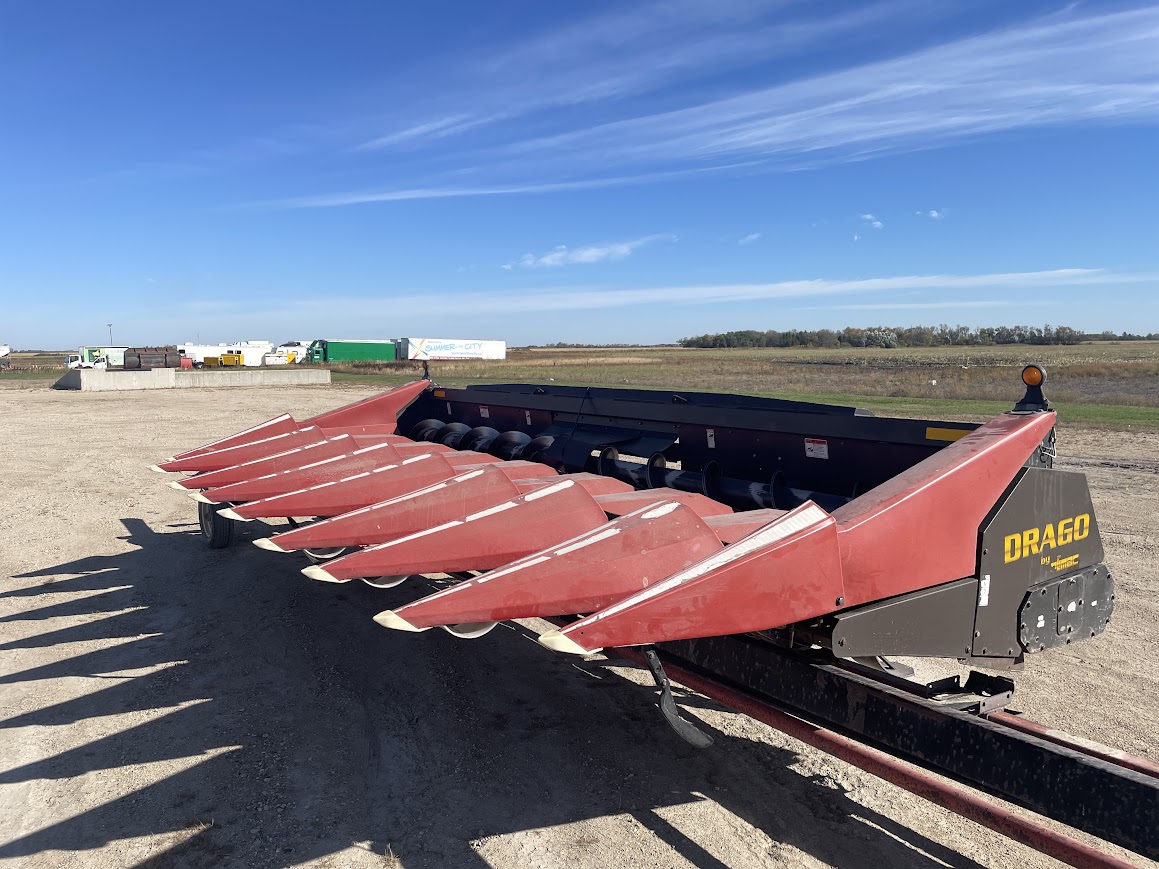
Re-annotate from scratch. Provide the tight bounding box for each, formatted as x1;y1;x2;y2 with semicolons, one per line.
706;428;716;449
479;406;489;419
804;438;829;459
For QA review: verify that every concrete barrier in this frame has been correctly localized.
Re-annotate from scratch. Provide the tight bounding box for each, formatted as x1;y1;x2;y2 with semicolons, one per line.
172;369;330;388
51;369;84;390
54;368;331;391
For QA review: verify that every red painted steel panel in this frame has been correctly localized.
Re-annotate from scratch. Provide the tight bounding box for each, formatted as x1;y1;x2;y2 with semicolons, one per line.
211;442;514;507
173;435;361;491
199;441;405;504
228;451;526;520
230;453;461;519
556;474;636;498
160;427;328;474
541;413;1054;653
170;413;300;461
832;411;1056;605
444;453;502;467
593;488;733;519
322;426;409;441
705;509;788;543
545;502;842;653
302;380;429;431
387;500;723;627
266;467;527;551
431;460;559;484
169;380;425;464
395;441;454;455
487;461;560;482
312;478;609;581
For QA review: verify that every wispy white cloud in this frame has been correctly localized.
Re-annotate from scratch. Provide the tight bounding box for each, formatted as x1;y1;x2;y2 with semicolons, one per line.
269;6;1159;208
917;209;944;219
354;115;483;150
737;232;762;246
800;299;1012;310
234;268;1149;319
503;7;1159;173
134;3;1159;210
507;234;674;269
859;213;884;230
352;1;912;151
482;268;1150;313
263;162;760;209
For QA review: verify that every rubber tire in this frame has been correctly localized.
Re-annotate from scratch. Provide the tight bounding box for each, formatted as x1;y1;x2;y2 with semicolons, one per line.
198;500;234;549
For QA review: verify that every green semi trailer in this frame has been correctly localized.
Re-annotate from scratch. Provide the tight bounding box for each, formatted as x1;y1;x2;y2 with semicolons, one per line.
306;339;397;363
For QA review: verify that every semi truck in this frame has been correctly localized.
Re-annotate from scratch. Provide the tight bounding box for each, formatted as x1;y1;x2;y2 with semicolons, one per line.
401;337;506;360
265;340;312;364
0;344;10;370
66;346;129;369
306;339;397;364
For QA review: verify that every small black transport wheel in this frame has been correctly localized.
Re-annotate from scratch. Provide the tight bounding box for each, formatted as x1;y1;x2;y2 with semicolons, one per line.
198;500;235;549
304;546;346;564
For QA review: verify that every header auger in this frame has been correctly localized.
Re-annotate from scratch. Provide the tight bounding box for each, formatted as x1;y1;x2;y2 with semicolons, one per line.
152;368;1159;865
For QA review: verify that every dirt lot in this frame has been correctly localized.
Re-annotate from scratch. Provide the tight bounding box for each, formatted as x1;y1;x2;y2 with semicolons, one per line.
0;384;1155;868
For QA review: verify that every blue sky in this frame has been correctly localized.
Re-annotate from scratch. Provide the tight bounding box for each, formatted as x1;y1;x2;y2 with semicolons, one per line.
1;1;1157;348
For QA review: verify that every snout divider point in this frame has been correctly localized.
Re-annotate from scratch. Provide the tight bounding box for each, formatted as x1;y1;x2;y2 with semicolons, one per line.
373;610;429;632
302;565;345;583
538;629;598;656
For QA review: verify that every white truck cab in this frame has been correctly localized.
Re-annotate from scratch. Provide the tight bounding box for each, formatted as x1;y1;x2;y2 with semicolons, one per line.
66;353;107;369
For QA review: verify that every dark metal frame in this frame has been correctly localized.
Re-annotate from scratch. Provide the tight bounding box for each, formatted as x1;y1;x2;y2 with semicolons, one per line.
656;634;1158;860
399;383;978;509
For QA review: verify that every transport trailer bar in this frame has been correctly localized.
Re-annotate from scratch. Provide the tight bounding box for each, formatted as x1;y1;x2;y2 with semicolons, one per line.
984;710;1159;780
632;635;1159;863
610;645;1142;869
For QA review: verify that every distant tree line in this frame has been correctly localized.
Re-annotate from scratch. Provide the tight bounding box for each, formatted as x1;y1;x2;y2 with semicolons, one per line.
678;325;1159;350
527;342;655;349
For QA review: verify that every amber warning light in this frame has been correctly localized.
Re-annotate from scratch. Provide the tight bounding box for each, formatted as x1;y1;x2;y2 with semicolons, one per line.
1022;365;1046;387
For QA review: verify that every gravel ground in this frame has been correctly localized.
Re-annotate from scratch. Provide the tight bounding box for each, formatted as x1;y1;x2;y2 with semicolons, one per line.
0;384;1154;869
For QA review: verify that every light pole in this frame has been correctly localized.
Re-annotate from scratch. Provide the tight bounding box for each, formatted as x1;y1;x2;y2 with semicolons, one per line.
108;323;113;345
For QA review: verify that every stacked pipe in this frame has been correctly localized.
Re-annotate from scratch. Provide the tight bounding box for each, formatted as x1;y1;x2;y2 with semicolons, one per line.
153;379;1059;654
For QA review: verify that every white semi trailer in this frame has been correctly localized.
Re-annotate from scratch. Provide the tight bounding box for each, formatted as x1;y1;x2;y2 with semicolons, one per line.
402;338;506;360
179;341;273;367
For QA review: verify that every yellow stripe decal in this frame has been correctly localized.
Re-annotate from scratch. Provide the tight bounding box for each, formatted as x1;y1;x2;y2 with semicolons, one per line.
926;426;970;442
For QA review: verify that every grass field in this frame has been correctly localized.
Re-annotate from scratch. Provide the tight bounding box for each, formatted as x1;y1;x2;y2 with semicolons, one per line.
329;343;1159;429
7;343;1159;428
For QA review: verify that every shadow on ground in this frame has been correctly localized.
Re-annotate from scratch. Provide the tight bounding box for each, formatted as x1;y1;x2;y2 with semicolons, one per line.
1;518;987;868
